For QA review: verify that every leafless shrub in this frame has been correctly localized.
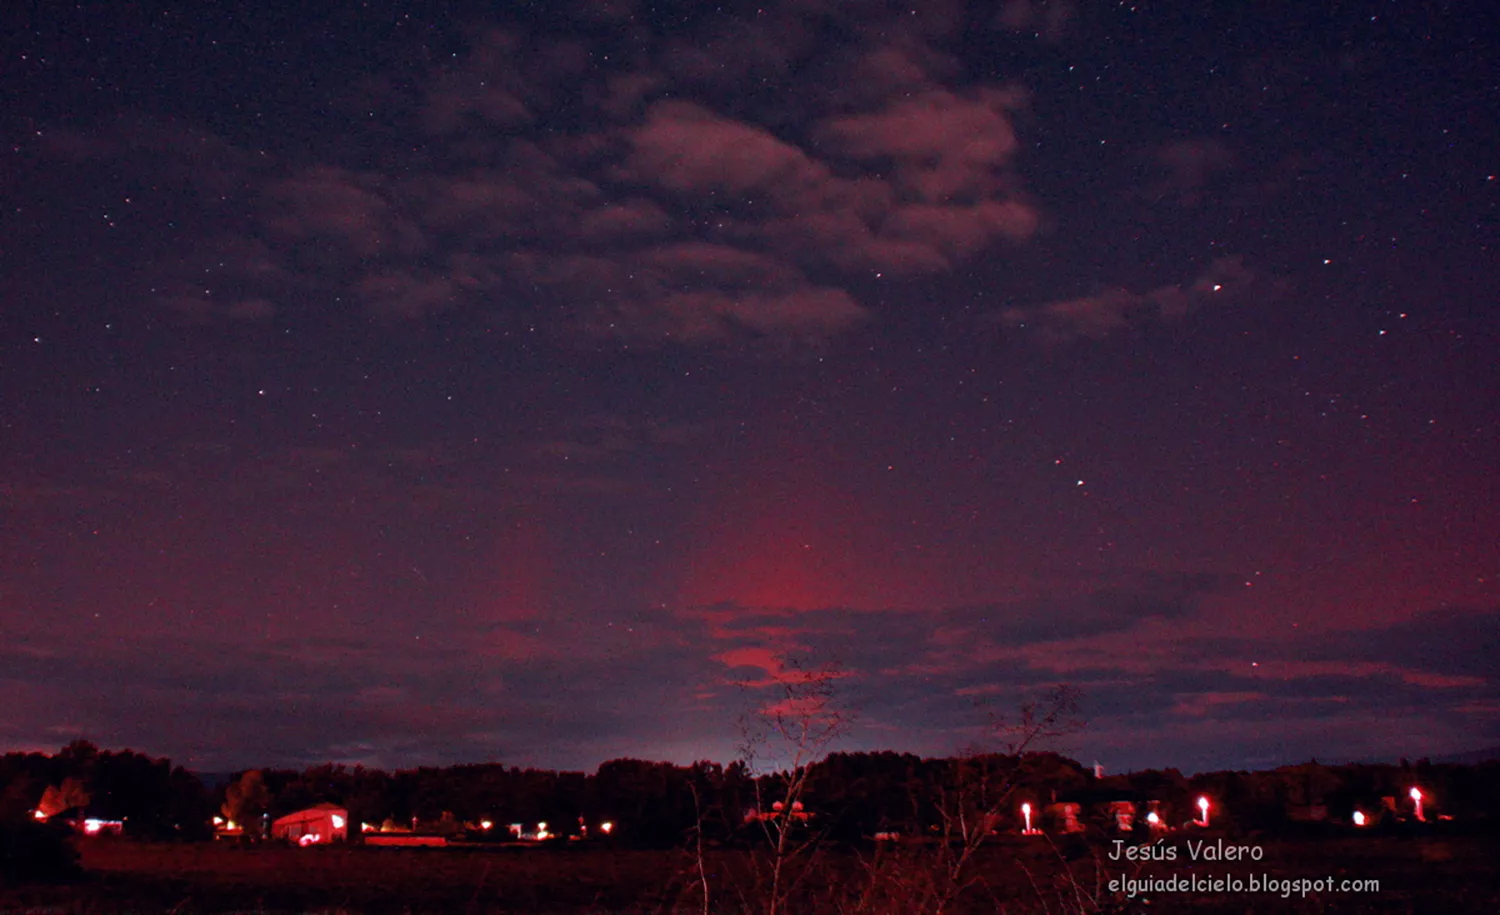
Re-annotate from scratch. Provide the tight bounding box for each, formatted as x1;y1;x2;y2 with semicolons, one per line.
679;666;1106;915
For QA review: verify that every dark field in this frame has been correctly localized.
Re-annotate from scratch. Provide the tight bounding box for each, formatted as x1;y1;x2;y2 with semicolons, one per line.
3;834;1498;914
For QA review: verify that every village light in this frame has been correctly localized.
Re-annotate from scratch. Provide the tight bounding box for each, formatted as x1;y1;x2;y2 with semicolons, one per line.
1146;811;1160;826
1409;787;1424;822
1020;802;1039;835
481;820;493;831
33;810;46;821
1352;810;1366;826
601;821;614;834
331;814;346;829
1196;796;1210;827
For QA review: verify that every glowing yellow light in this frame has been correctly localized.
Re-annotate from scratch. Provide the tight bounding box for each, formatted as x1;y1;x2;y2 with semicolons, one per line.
331;814;346;829
1409;787;1421;801
33;810;47;821
1352;811;1366;826
481;820;493;830
601;821;614;834
1147;811;1160;825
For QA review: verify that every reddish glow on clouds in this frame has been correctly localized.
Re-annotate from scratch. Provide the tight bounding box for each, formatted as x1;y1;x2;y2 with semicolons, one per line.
1;0;1495;775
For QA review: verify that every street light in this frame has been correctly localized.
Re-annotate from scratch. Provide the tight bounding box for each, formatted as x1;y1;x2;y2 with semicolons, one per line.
1196;796;1210;827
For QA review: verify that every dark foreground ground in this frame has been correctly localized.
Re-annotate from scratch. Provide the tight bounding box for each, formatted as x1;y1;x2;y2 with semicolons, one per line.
3;833;1497;914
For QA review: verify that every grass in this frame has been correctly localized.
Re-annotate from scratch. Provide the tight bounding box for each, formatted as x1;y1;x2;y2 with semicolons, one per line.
1;833;1495;914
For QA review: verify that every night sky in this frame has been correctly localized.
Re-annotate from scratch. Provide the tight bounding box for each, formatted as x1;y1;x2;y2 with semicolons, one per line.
3;0;1497;775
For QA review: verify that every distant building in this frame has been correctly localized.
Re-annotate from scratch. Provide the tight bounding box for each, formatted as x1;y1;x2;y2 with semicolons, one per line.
1104;800;1136;832
745;800;812;824
1057;788;1160;833
271;803;349;845
1043;802;1084;833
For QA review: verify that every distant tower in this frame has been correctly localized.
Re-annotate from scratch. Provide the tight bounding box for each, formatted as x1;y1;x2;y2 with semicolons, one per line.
1093;761;1105;779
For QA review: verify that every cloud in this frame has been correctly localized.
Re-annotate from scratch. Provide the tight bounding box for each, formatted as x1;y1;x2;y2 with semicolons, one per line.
817;88;1025;203
1304;607;1500;681
3;508;1493;771
692;570;1237;684
356;269;460;319
999;256;1263;341
606;287;866;342
35;7;1059;344
622;101;835;206
263;166;423;260
641;242;807;288
577;198;675;241
418;28;596;135
881;199;1038;259
758;210;954;274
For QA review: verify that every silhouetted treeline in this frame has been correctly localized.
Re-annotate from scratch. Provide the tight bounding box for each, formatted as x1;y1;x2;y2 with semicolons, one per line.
0;741;211;840
3;741;1497;846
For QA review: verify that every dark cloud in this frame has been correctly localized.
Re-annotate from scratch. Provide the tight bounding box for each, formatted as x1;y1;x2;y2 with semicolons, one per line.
1305;607;1500;681
2;544;1493;771
5;612;740;764
998;256;1265;341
